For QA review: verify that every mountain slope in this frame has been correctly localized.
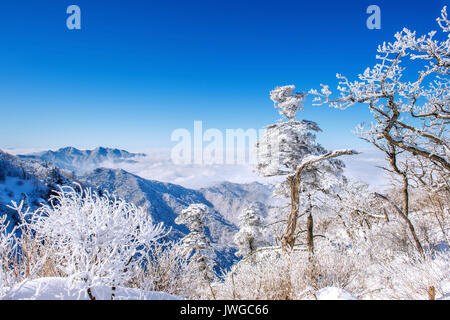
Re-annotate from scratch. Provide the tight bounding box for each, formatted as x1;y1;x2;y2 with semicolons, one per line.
0;150;71;231
199;181;283;226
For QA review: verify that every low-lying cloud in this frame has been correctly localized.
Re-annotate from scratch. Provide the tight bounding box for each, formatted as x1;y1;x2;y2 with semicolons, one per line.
98;148;389;190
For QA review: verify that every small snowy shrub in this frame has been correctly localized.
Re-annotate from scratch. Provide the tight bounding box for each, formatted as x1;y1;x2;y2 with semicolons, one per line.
0;215;14;299
365;251;450;300
234;206;266;259
1;204;54;299
133;241;199;298
212;241;366;300
29;185;166;299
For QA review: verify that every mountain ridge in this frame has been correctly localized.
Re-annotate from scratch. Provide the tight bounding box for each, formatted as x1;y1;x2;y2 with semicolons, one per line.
18;147;146;174
1;148;278;269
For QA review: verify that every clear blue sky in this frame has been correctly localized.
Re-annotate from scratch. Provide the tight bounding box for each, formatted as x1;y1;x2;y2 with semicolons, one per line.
0;0;447;151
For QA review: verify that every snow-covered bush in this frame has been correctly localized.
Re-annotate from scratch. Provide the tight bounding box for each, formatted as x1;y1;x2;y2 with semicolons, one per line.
1;203;55;299
375;251;450;300
132;241;199;298
212;241;367;300
27;185;166;299
0;215;14;299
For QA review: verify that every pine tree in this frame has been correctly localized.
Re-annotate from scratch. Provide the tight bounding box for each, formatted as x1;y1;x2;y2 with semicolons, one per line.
256;85;357;250
175;204;216;281
234;205;265;259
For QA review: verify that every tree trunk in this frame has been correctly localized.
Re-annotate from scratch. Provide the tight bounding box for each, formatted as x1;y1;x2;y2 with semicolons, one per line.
111;286;116;300
282;175;300;249
403;213;425;257
87;287;96;300
280;149;358;250
375;193;425;257
402;173;410;217
428;286;436;300
306;212;314;254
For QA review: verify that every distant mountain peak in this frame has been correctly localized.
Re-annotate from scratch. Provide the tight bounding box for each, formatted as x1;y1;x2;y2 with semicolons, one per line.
18;147;146;174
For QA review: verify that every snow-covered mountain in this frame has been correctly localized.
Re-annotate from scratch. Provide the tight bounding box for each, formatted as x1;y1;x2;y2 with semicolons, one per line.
1;148;281;269
0;150;72;231
18;147;146;174
0;151;240;267
199;181;278;226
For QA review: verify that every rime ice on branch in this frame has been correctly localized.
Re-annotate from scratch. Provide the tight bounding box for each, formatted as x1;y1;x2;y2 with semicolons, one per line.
310;6;450;171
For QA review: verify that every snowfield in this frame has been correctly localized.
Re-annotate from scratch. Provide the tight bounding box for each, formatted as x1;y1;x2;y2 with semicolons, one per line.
6;277;183;300
6;277;363;300
316;287;358;300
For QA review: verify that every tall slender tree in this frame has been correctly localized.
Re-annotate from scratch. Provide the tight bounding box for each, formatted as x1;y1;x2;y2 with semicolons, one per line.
256;85;357;250
175;204;216;282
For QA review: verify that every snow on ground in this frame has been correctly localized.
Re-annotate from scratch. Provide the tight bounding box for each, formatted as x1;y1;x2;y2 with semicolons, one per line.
316;287;358;300
0;176;35;205
6;277;183;300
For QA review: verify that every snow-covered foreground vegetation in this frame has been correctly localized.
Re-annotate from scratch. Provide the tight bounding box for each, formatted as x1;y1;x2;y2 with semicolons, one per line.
0;182;447;300
6;277;181;300
1;7;449;301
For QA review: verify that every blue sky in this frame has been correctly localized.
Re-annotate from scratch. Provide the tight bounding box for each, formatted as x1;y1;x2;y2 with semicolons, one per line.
0;0;447;152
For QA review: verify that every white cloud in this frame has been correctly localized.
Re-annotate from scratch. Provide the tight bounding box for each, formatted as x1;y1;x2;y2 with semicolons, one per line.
98;150;281;189
98;148;389;190
2;148;47;156
341;149;389;190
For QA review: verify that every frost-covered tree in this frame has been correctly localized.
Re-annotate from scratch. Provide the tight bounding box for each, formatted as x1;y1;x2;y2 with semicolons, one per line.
310;7;450;256
175;204;216;282
353;127;427;256
22;185;166;300
234;206;265;259
310;6;449;172
256;85;357;250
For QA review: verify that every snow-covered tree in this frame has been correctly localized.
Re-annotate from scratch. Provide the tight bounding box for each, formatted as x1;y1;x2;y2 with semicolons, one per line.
310;6;450;256
234;206;265;259
24;185;166;300
256;85;357;250
310;6;449;172
270;85;307;120
175;204;216;282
